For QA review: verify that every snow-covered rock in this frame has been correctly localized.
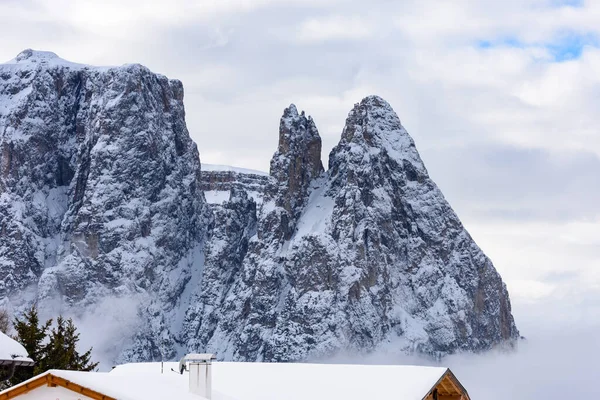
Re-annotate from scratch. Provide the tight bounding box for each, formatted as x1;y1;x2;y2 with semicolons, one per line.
200;164;270;206
0;49;211;361
0;50;518;363
183;97;519;361
270;104;324;238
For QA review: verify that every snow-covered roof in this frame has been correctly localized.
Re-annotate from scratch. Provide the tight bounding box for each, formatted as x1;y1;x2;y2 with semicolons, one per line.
0;369;235;400
201;164;269;176
0;361;455;400
212;362;448;400
112;362;450;400
0;331;33;365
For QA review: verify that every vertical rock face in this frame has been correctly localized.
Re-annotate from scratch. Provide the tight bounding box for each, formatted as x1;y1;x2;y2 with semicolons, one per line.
0;50;210;360
269;105;324;240
0;50;518;363
181;188;258;354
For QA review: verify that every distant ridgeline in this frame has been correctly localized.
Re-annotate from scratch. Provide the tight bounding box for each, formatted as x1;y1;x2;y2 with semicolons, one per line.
0;49;519;363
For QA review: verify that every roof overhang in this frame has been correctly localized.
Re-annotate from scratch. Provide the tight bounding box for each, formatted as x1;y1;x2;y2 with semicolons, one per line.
422;368;471;400
0;372;115;400
0;358;34;367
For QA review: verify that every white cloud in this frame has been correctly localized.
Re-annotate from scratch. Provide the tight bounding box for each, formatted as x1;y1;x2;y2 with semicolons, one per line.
466;218;600;302
297;15;373;42
322;322;600;398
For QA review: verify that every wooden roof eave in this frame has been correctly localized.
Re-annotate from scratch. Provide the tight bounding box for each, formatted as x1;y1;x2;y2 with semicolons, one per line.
0;372;117;400
445;369;471;400
421;368;471;400
0;373;48;400
0;359;34;367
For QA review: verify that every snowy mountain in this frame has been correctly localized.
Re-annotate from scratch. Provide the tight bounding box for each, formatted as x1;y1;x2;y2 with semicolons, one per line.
0;50;518;363
185;97;519;361
0;49;211;360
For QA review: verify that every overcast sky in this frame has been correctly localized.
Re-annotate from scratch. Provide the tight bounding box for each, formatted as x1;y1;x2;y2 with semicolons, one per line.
1;0;598;395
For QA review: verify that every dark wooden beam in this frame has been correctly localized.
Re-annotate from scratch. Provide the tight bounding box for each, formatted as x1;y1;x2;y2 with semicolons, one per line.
49;375;116;400
0;375;47;399
0;373;117;400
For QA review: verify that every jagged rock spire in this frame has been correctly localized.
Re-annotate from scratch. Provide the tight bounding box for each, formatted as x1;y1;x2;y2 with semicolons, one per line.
269;104;324;232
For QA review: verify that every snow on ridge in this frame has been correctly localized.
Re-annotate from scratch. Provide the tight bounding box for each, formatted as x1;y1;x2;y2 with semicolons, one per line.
341;95;427;174
1;49;158;75
2;49;93;69
0;43;519;364
202;163;269;176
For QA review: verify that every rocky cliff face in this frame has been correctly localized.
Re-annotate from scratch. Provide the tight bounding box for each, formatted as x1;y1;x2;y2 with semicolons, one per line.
0;50;518;363
0;50;210;360
270;105;324;239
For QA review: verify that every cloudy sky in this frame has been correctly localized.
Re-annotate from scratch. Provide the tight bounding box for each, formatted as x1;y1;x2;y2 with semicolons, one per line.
1;0;598;396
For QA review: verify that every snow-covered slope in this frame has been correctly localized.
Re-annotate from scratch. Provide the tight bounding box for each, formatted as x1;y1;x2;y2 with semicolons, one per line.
0;50;518;363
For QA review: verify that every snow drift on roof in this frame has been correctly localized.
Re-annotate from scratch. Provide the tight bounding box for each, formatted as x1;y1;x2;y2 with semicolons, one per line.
112;361;448;400
0;369;236;400
0;331;32;363
1;361;450;400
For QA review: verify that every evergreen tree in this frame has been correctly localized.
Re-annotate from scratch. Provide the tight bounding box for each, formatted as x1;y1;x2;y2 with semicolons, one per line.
36;316;67;372
12;306;50;362
9;306;98;387
37;316;98;372
10;306;51;385
63;318;98;371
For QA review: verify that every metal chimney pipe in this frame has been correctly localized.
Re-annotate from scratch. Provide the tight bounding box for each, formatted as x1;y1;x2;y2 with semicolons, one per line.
185;354;216;399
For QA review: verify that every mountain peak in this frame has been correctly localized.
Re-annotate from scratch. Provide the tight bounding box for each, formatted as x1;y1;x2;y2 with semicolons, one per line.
350;95;399;125
3;49;87;70
359;94;392;108
346;95;404;137
329;95;426;177
284;103;299;115
195;97;519;361
281;104;308;127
